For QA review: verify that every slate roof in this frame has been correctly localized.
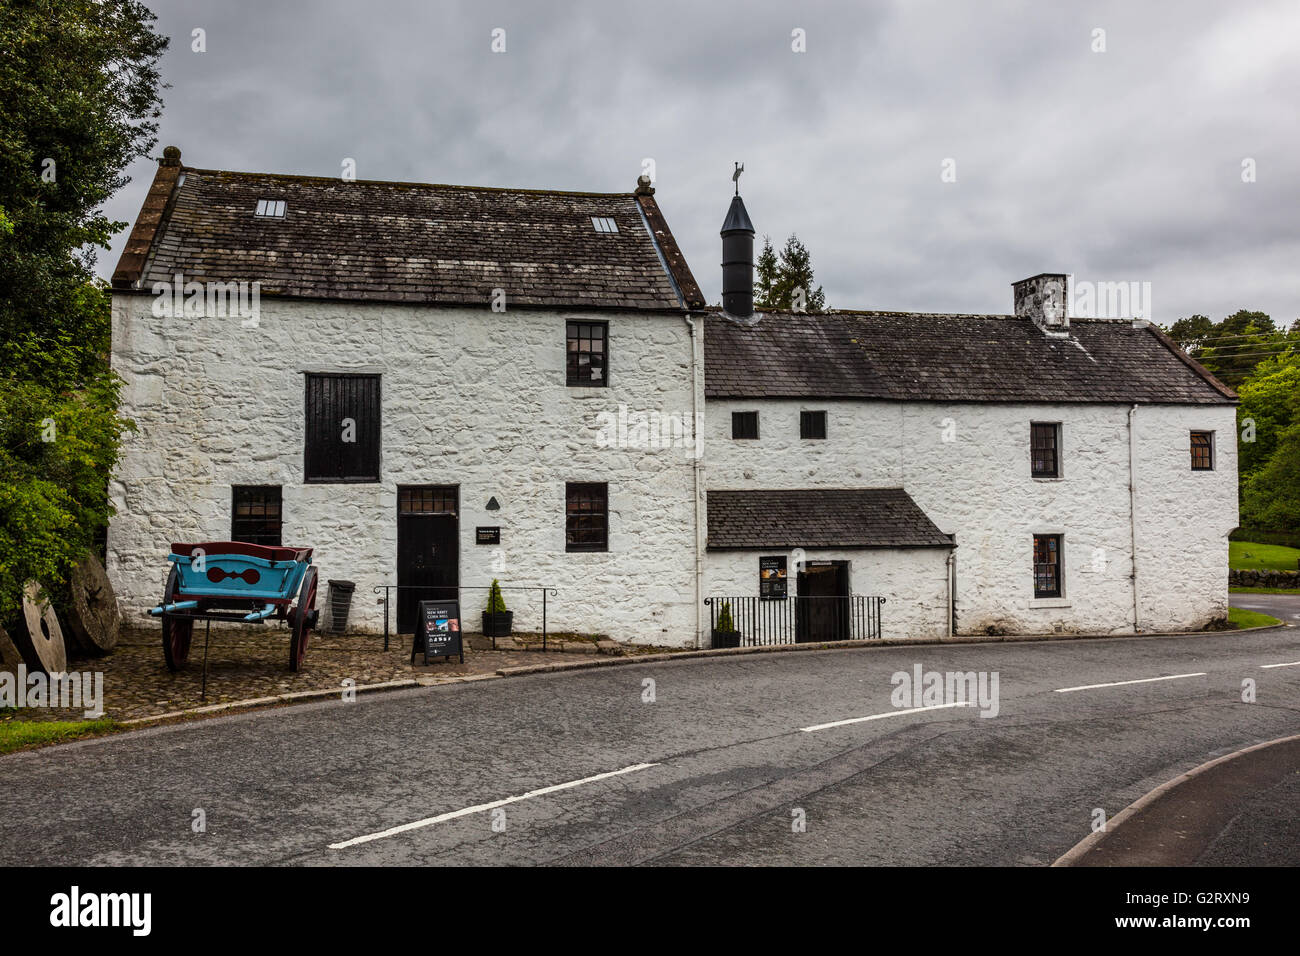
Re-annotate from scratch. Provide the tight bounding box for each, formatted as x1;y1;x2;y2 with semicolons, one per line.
705;311;1236;404
112;149;704;311
706;488;954;550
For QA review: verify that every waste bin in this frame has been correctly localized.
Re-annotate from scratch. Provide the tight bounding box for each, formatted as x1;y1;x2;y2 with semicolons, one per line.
327;580;356;633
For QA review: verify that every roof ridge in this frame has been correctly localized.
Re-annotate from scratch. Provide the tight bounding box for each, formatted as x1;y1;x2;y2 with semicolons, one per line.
184;166;634;199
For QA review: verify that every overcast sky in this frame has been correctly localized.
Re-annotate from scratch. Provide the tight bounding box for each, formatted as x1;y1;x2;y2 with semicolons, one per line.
99;0;1299;327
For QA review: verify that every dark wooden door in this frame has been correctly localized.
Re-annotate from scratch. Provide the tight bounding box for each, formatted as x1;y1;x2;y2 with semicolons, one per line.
796;562;850;642
397;486;459;633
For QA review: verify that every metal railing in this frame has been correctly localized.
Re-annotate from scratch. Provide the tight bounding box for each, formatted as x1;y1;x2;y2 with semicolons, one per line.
705;595;885;646
373;585;558;651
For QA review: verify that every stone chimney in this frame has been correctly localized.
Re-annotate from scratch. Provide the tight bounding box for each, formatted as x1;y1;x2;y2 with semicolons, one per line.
720;192;755;318
1013;273;1071;335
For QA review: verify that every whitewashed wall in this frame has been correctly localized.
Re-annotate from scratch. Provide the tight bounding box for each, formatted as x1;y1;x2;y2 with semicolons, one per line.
108;295;701;645
704;399;1237;635
704;547;951;641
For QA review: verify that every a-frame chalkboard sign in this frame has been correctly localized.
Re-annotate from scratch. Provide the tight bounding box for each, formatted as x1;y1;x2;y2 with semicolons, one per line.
410;599;463;664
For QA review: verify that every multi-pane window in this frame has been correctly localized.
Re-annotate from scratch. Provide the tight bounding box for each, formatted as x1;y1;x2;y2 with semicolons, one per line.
1033;534;1063;598
1190;431;1214;471
304;373;381;482
565;482;608;552
566;322;607;386
231;486;282;547
732;411;759;440
255;199;286;218
800;410;827;440
1031;422;1061;478
398;486;457;515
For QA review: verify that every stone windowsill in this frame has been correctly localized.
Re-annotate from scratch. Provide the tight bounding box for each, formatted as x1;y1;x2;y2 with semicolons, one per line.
1029;597;1072;609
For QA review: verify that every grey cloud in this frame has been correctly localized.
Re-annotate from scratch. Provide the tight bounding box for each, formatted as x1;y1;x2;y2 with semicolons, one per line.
99;0;1298;325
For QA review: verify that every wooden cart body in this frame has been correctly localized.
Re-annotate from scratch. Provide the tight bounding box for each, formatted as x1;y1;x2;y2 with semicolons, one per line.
147;542;319;671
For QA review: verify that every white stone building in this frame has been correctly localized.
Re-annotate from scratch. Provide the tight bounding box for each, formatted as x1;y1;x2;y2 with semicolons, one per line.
108;149;1238;648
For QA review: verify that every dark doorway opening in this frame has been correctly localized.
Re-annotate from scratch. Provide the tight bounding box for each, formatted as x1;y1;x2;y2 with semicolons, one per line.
796;561;850;642
397;485;459;633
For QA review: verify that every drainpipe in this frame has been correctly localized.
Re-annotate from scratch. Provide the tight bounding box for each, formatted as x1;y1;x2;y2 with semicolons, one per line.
946;548;956;638
1127;404;1141;633
685;313;704;649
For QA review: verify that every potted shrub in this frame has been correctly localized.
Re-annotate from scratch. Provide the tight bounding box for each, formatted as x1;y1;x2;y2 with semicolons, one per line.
482;579;513;638
712;600;741;648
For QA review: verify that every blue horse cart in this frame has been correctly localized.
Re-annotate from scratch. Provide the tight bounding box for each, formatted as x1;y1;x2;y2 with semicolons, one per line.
148;542;319;672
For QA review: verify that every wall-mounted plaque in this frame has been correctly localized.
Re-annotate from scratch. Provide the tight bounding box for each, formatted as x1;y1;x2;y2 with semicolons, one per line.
476;526;501;545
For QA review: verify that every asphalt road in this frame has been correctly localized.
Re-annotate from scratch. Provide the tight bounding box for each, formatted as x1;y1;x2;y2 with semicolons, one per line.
3;611;1298;866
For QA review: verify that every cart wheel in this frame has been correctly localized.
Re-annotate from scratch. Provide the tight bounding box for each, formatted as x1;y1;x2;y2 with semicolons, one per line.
289;567;317;672
161;566;193;672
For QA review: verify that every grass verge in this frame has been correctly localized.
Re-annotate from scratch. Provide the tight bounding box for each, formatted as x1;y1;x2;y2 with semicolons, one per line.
1230;586;1300;595
1228;606;1283;629
1230;540;1300;572
0;715;120;755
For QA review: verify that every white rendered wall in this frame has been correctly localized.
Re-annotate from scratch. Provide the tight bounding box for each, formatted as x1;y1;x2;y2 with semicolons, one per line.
704;399;1237;635
108;294;701;645
703;547;951;642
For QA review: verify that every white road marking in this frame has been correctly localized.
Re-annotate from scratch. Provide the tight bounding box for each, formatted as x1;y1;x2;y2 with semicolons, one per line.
1260;661;1300;669
328;762;658;850
1053;672;1206;693
800;702;974;733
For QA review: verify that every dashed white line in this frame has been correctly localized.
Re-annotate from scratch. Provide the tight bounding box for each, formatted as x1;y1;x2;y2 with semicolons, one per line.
328;762;658;850
1053;672;1206;693
800;702;975;733
1260;661;1300;669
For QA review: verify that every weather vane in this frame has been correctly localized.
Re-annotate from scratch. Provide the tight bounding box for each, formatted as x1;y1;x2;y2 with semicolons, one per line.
732;162;744;196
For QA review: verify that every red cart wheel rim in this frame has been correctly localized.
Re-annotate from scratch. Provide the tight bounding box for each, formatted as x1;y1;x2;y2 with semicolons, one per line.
161;568;193;671
290;568;316;671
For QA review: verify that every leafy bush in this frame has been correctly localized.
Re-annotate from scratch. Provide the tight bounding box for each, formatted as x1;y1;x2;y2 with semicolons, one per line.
715;600;736;633
484;579;509;614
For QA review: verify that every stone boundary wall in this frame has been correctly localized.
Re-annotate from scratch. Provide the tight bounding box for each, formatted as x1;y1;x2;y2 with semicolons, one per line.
1230;569;1300;589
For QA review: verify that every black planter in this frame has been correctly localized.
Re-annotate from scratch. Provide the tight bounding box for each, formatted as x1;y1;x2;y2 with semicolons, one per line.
712;628;741;649
482;611;514;638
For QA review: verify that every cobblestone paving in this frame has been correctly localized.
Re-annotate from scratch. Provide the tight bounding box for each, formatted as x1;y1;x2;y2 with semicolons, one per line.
6;627;638;723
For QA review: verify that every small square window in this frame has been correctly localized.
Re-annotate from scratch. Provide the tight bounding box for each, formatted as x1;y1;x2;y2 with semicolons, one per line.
800;410;827;440
732;411;759;440
1190;431;1214;471
566;482;608;552
231;486;282;546
255;199;286;218
591;216;618;233
566;321;608;386
1031;422;1061;478
1033;534;1063;598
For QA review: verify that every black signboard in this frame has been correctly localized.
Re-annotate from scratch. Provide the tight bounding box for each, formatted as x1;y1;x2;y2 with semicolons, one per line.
475;526;501;545
760;555;788;599
412;599;463;664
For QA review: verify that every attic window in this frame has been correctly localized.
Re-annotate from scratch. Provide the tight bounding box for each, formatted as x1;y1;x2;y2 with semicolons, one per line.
591;216;618;234
255;199;286;218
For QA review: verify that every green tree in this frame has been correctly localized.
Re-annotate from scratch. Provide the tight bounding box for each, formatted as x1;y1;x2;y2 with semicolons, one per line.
1235;353;1300;485
1166;310;1294;388
755;236;779;310
768;234;826;312
0;0;167;619
1241;420;1300;533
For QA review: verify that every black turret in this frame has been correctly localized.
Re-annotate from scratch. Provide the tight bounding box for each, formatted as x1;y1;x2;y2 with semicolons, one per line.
720;172;755;317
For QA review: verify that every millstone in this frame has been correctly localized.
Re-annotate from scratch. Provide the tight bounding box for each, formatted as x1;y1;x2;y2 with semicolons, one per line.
15;580;68;675
66;554;120;654
0;624;24;671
